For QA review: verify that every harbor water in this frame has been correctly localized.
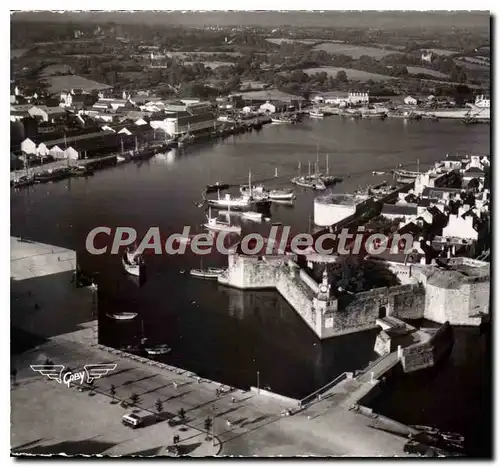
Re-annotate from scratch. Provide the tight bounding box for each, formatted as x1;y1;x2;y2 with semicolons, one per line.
11;117;490;454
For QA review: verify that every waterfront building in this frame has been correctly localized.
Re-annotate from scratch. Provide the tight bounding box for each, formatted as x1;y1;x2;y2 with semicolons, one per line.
442;207;480;242
259;100;288;114
28;105;67;123
403;96;418;106
10;104;32;122
313;193;374;227
474;94;490;108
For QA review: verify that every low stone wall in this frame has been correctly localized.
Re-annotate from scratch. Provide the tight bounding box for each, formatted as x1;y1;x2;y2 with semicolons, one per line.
400;322;454;373
250;387;299;406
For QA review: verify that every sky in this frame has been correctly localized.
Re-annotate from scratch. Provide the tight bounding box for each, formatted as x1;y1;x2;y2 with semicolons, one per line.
10;11;491;31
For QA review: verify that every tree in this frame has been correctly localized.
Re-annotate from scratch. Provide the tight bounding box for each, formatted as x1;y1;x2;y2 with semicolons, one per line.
155;399;163;415
130;392;140;406
178;408;186;420
467;178;480;193
336;70;348;83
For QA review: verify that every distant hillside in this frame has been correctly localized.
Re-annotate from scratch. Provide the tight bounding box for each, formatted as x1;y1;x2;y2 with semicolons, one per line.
11;11;491;31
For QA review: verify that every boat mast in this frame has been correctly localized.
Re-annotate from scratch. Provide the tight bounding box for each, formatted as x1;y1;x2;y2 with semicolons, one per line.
135;136;138;152
417;159;420;174
275;167;278;178
308;160;311;177
298;161;301;176
120;138;124;154
248;170;252;197
326;153;329;176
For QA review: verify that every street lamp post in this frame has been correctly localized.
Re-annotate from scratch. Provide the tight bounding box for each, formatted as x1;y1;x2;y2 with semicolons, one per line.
257;370;260;394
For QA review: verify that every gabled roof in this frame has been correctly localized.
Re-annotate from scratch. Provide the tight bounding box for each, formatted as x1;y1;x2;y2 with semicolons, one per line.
463;167;484;175
381;203;418;216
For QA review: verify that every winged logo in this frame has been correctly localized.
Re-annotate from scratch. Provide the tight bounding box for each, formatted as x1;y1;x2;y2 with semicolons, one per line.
30;365;65;384
84;364;117;383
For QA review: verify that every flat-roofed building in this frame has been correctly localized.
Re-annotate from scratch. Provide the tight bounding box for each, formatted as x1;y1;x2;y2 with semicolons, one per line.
314;193;374;227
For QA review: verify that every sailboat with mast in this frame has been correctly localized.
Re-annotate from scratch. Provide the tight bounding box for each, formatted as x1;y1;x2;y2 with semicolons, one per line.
392;159;421;182
203;206;242;233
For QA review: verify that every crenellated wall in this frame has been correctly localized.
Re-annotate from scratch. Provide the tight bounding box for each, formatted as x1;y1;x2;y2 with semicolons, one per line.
219;253;487;340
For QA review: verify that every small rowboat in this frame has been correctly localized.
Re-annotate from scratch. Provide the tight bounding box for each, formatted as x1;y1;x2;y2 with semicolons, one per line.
241;211;263;221
106;312;138;321
145;344;171;355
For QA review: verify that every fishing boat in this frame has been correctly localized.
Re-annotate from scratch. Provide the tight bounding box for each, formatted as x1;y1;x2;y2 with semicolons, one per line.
190;268;224;279
403;111;422;120
203;207;242;233
207;193;252;210
271;114;295;124
12;175;35;189
70;165;94;177
241;211;263;221
34;167;71;183
106;312;138;320
268;188;296;200
309;109;325;119
206;181;230;192
122;251;144;277
392;168;420;181
117;155;127;164
145;344;171;356
240;184;268;200
372;171;386;176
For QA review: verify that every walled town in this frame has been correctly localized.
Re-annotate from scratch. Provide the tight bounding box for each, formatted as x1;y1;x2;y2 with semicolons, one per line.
10;11;491;459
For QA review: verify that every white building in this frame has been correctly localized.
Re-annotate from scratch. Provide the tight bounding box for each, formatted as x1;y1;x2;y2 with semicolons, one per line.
404;96;418;106
28;105;67;122
20;138;37;155
348;91;369;105
421;51;434;63
314;194;373;227
49;145;65;159
474;95;490;108
442;206;478;241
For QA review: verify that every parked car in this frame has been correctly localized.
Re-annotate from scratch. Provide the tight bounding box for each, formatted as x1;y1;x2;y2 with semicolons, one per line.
122;413;145;429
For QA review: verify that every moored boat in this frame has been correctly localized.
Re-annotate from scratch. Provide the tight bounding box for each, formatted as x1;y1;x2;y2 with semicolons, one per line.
122;251;144;277
206;181;230;192
241;211;263;221
203;207;242;233
190;268;224;279
207;192;252;210
106;312;138;320
268;188;296;200
309;109;325;119
145;344;171;355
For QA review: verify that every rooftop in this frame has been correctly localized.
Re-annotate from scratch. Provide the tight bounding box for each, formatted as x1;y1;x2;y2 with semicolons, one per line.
316;193;371;206
381;203;418;216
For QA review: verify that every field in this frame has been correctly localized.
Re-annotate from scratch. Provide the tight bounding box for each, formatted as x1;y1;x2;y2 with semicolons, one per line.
169;51;243;59
40;64;74;77
453;59;490;70
266;38;343;45
406;67;449;78
302;67;394;82
424;48;458;56
11;48;29;59
184;61;235;69
42;75;112;94
312;43;394;59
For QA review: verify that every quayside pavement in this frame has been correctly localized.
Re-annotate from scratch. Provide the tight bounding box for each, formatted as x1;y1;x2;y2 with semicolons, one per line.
11;323;411;457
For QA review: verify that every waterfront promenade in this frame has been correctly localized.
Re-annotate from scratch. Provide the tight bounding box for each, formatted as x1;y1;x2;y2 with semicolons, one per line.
11;323;411;457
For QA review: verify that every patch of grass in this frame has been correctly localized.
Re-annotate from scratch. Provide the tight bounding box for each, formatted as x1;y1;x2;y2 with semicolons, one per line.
312;43;393;59
302;66;394;82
